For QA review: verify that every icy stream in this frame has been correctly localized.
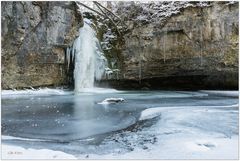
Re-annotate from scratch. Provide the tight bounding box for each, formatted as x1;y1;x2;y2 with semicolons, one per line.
1;89;239;159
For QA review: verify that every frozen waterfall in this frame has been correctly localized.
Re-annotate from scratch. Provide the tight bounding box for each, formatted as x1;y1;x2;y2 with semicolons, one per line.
66;19;108;93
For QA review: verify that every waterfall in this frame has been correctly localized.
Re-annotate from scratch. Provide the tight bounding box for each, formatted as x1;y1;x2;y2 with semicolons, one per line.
67;19;108;92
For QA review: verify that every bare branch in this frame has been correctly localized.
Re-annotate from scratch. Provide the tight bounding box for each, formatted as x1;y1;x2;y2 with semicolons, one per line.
93;1;122;21
76;2;105;17
94;2;121;36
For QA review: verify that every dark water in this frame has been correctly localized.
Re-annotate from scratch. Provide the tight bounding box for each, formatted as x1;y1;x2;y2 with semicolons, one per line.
1;89;239;158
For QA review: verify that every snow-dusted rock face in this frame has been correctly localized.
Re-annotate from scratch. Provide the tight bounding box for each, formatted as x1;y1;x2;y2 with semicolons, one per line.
100;2;238;89
2;1;238;90
1;2;83;89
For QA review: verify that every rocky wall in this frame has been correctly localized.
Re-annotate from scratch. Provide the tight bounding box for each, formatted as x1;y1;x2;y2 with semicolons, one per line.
99;2;239;90
1;1;83;89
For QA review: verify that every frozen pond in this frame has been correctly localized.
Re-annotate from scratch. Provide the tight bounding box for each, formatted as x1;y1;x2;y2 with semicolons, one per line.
1;89;239;159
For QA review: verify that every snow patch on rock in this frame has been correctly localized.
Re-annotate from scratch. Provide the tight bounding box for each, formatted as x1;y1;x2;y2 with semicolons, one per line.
98;98;125;104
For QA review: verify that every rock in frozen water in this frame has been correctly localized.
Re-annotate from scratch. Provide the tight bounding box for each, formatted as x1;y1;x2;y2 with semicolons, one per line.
98;98;125;104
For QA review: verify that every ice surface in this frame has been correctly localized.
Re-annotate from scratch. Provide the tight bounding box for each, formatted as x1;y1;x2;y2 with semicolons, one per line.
1;88;72;98
81;103;238;159
74;136;238;159
73;87;121;94
139;104;239;121
200;90;239;97
1;88;120;98
139;107;162;120
1;90;238;159
2;135;51;142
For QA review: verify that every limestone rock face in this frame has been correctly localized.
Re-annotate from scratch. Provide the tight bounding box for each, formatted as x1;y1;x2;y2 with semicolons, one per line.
103;2;238;89
1;1;82;89
1;2;238;90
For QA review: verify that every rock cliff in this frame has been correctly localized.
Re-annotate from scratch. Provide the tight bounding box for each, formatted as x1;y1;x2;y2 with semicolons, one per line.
99;2;239;89
1;1;238;90
1;1;82;89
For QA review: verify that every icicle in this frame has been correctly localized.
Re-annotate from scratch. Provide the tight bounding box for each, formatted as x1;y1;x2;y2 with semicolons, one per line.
66;47;71;70
139;55;142;84
105;67;113;80
72;48;75;63
113;69;120;80
111;61;115;68
200;27;203;66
